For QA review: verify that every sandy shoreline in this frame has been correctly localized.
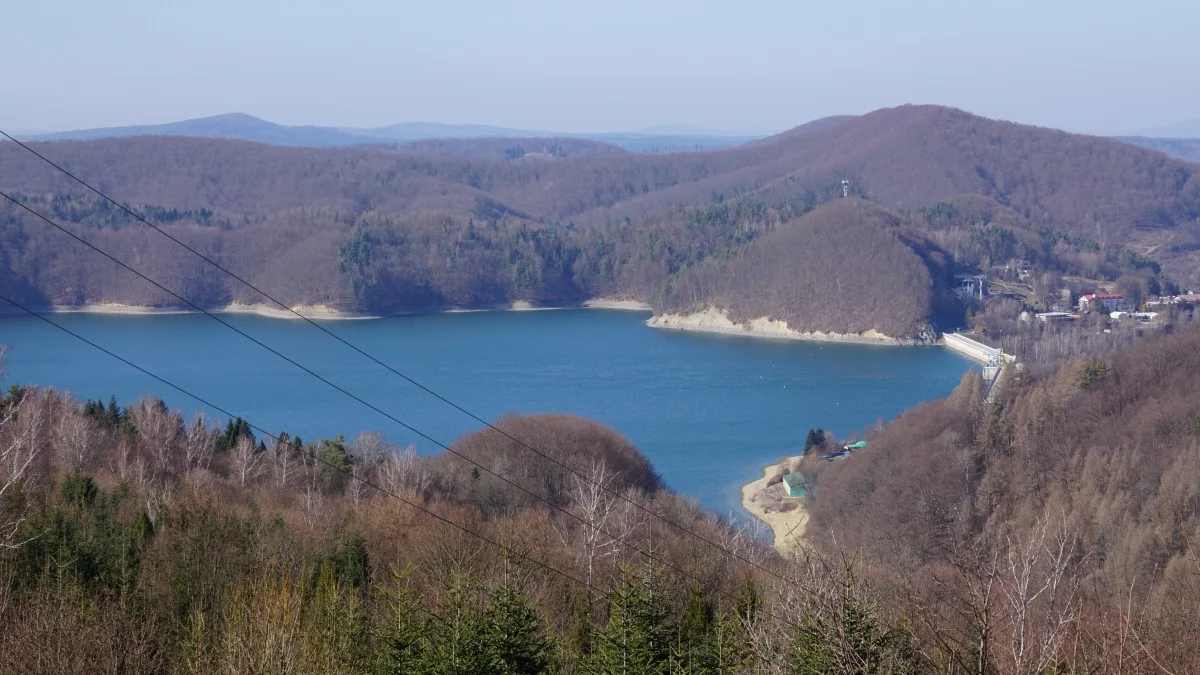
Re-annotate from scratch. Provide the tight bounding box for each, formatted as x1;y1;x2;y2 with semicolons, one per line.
741;458;809;554
5;298;654;320
647;307;902;346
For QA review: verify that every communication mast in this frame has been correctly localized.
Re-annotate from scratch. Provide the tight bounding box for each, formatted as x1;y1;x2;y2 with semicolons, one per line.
841;179;850;198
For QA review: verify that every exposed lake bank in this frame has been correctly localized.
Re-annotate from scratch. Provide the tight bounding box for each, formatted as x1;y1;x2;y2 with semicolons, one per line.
646;306;899;345
741;457;808;554
4;298;653;321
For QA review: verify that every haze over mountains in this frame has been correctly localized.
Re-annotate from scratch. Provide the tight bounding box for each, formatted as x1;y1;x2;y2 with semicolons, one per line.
3;104;1199;337
1129;116;1200;138
1117;136;1200;163
21;112;761;154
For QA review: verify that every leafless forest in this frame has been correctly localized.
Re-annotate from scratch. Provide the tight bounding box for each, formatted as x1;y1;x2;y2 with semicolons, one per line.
2;104;1198;338
800;323;1200;673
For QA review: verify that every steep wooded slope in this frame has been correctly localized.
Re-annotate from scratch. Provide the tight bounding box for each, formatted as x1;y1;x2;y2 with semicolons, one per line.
658;199;945;338
801;323;1200;670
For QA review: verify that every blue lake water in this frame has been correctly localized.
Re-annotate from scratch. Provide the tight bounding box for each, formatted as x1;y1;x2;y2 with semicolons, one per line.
0;309;975;514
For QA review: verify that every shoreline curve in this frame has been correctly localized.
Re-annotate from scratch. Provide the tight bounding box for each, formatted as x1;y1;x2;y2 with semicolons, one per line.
2;298;654;321
741;457;809;554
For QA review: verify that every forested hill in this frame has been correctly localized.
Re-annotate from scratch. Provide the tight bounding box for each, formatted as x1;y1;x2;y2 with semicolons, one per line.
2;105;1198;330
657;199;951;338
795;321;1200;672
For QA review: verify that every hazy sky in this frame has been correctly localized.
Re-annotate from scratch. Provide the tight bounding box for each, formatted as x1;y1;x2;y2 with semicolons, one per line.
4;0;1196;135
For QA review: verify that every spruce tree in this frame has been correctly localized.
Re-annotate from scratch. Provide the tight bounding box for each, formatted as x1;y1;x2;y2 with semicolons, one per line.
673;586;716;673
376;581;430;675
425;573;490;674
788;582;916;674
483;583;553;674
591;565;673;675
310;564;372;672
106;394;122;427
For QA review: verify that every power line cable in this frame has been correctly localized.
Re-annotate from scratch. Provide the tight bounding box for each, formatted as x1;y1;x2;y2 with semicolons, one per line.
0;293;797;670
0;129;804;592
0;195;803;638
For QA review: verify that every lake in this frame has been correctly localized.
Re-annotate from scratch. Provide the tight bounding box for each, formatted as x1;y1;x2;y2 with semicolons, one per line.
0;309;976;514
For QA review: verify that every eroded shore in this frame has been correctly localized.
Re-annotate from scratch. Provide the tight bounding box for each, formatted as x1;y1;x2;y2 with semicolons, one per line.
18;298;654;320
647;307;899;345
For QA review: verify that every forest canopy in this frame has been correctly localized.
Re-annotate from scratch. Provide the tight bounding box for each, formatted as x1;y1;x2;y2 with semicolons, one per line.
2;104;1198;336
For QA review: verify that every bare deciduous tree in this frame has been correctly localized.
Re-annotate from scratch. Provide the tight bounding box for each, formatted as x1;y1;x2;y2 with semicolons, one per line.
1;394;38;548
1;386;55;549
567;459;619;601
270;433;300;488
230;436;264;488
53;401;102;472
1001;516;1085;675
130;398;183;486
349;431;390;502
378;444;428;497
183;413;215;473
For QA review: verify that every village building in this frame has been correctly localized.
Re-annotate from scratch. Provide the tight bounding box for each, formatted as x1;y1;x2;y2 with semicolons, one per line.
1079;293;1130;313
781;472;806;498
1035;311;1076;323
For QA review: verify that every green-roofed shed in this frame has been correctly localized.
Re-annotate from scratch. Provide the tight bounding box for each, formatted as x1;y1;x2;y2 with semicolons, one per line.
781;472;806;498
844;440;869;451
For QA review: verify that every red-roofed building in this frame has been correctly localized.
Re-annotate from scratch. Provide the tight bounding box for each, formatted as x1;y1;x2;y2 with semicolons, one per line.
1079;293;1130;313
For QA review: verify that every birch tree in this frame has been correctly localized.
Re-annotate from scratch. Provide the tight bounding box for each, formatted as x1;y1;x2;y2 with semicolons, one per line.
568;460;618;601
270;432;300;488
230;436;264;487
183;413;216;473
379;445;428;497
53;400;102;472
131;398;183;486
1001;516;1084;675
1;388;49;549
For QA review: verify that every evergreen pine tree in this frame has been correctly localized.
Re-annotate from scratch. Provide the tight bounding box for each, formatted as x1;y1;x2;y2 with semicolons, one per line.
376;579;430;675
107;394;122;427
310;564;373;672
426;573;490;674
220;419;237;451
483;583;553;674
332;533;370;594
710;607;754;674
788;580;916;674
673;586;717;673
592;565;673;675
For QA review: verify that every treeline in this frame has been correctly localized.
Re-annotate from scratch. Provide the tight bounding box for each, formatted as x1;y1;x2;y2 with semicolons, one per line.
0;188;815;318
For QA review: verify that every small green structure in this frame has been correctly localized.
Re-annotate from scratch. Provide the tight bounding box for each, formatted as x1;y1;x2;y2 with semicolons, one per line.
781;472;806;498
844;440;869;451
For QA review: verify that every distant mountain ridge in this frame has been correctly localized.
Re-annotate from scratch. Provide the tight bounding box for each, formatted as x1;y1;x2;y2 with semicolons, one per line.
3;104;1199;331
1128;117;1200;138
1115;136;1200;163
22;113;761;153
